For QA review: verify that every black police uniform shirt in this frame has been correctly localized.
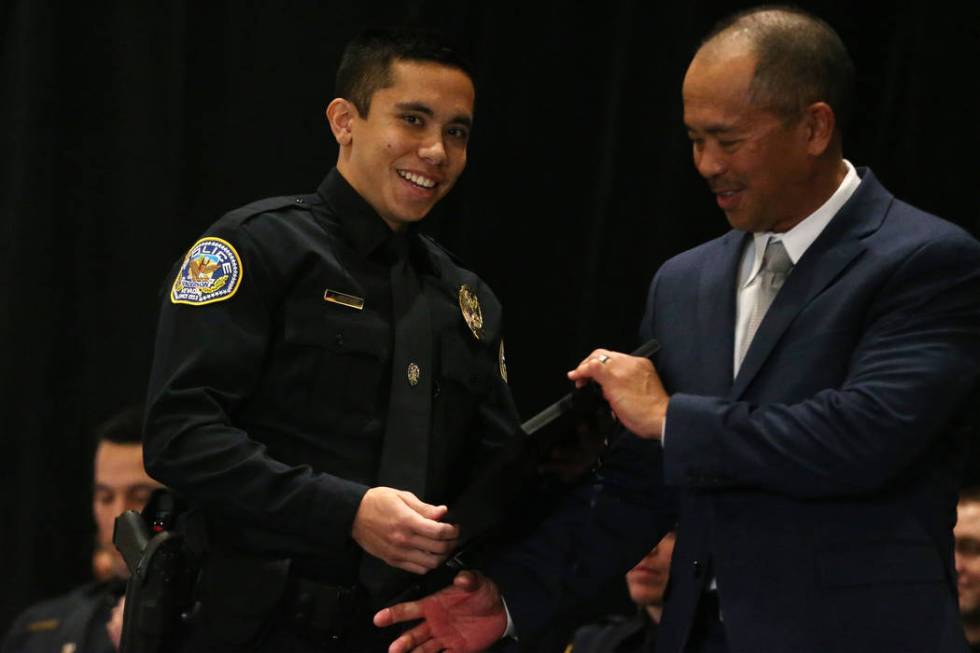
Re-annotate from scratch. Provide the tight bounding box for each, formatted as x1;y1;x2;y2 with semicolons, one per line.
144;168;520;596
1;582;121;653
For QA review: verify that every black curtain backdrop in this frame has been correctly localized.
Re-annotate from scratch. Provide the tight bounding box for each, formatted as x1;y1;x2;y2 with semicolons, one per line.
2;0;978;633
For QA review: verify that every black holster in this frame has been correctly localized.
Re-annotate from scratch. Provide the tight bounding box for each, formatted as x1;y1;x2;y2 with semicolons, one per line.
114;491;196;653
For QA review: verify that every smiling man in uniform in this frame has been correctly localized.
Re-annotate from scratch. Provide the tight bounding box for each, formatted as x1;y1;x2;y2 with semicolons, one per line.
143;28;520;652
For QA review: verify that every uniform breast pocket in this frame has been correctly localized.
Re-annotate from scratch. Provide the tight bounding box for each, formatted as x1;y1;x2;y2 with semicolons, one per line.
283;301;391;416
431;336;493;483
439;335;491;399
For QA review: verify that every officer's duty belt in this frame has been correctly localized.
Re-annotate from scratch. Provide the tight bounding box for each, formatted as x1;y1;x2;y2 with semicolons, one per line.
282;575;361;640
199;551;364;645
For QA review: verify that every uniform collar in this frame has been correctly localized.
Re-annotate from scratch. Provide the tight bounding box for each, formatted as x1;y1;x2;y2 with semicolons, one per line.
316;168;437;275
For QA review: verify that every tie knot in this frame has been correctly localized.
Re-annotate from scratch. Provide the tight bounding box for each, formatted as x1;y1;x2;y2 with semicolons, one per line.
381;232;411;266
761;239;793;275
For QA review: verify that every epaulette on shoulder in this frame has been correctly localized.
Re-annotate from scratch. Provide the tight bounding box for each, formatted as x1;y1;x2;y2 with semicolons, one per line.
419;233;468;268
226;193;321;223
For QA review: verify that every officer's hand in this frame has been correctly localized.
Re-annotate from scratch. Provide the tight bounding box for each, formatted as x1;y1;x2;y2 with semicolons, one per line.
568;349;669;439
352;487;460;574
374;570;507;653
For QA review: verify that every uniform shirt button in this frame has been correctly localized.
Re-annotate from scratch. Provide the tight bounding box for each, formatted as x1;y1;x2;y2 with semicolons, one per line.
294;197;305;204
334;333;344;347
692;560;703;577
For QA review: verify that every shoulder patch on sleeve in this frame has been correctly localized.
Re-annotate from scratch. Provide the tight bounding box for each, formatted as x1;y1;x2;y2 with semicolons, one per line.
171;237;243;306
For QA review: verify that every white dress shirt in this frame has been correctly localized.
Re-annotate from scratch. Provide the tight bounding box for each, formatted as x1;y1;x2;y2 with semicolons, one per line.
733;160;861;375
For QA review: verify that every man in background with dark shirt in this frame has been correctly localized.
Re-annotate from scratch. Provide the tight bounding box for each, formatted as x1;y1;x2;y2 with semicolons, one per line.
2;406;160;653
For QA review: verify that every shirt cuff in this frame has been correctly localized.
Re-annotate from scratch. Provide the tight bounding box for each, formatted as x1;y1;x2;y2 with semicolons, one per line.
502;594;516;638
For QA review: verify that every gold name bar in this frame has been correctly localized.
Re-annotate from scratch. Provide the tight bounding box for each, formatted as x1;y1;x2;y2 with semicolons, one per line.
323;289;365;311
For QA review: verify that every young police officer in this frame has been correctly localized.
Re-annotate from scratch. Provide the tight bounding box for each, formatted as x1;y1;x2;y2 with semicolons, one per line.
143;29;520;652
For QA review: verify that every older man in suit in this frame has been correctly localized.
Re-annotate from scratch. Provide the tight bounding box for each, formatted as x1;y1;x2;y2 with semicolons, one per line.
375;6;980;653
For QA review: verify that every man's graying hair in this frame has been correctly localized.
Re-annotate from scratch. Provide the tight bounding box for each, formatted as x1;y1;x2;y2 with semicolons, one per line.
335;27;473;118
704;6;855;132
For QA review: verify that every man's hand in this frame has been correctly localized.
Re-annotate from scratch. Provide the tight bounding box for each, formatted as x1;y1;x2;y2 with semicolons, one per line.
374;570;507;653
568;349;669;439
352;486;460;574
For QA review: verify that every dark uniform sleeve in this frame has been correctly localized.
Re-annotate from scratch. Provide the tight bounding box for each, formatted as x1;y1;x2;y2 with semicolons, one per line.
144;217;368;556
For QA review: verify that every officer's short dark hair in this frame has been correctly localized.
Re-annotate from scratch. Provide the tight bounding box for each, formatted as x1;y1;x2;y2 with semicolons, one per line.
703;5;855;132
335;27;474;117
96;405;144;445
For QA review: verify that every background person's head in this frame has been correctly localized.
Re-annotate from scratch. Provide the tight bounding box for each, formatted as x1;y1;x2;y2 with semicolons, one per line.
956;487;980;635
92;405;162;580
327;28;476;231
625;531;676;622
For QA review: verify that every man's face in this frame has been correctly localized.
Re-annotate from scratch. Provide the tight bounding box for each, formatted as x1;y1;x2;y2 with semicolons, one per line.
338;59;474;231
93;441;161;578
682;44;813;233
625;532;675;606
956;500;980;618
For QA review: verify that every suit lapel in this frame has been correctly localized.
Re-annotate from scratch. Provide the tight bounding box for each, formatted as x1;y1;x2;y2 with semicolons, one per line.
696;230;745;395
729;169;892;399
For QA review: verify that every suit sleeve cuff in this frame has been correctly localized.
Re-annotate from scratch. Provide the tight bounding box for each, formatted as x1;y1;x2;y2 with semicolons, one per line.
661;393;722;487
502;595;516;638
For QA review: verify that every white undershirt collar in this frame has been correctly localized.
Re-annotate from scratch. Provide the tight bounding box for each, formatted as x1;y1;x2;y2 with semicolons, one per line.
741;160;860;289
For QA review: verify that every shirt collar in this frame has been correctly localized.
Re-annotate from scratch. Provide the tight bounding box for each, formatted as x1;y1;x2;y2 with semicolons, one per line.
742;159;860;288
316;168;437;274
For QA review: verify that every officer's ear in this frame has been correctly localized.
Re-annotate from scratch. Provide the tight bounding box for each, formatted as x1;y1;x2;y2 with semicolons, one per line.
326;98;356;146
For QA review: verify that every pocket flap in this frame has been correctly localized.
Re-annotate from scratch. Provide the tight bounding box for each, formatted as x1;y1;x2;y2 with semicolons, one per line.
284;301;390;357
440;335;489;390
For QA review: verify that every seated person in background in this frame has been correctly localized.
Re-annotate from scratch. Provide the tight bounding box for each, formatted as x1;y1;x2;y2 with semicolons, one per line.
566;532;675;653
1;406;162;653
956;487;980;652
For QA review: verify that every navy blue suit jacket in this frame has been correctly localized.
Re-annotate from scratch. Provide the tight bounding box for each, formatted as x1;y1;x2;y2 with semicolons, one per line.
492;170;980;652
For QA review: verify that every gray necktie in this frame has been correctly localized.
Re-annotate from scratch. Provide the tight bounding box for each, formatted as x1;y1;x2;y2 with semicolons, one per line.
736;239;793;370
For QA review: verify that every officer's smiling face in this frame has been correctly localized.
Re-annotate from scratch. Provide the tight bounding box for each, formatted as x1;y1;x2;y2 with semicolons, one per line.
334;59;475;231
